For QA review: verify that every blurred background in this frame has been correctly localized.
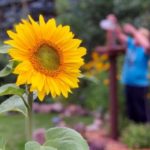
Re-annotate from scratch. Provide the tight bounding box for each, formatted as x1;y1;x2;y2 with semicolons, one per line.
0;0;150;150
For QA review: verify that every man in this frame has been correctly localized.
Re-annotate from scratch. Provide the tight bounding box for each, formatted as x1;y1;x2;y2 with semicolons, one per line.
107;15;150;123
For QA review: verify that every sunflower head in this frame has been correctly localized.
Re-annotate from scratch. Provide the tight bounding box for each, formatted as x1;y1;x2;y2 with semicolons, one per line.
5;15;86;101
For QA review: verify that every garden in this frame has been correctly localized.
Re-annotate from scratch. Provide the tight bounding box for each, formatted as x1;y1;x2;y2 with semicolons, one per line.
0;0;150;150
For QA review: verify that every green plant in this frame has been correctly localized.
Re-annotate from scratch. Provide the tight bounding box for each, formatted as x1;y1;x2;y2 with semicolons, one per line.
0;127;89;150
0;14;89;150
121;123;150;148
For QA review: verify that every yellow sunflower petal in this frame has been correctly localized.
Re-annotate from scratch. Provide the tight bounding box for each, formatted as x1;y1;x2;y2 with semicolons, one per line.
8;49;29;61
16;74;27;85
48;77;61;96
38;90;46;101
44;18;57;40
14;61;32;74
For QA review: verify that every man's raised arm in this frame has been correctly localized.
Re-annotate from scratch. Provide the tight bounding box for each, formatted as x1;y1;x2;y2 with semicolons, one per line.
123;24;150;52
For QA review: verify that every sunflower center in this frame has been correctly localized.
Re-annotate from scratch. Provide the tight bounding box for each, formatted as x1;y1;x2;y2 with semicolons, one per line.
35;44;60;70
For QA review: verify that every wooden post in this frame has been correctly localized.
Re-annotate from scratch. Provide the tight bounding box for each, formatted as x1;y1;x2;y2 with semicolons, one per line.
107;30;118;139
95;30;125;140
109;55;118;139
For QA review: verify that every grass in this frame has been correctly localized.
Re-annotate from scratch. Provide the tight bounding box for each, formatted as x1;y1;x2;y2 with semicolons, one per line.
0;113;93;150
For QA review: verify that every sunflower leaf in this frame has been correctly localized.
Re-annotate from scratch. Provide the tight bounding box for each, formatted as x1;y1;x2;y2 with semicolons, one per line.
0;84;25;97
0;136;6;150
44;127;89;150
25;141;57;150
0;45;10;54
0;95;27;117
0;61;18;77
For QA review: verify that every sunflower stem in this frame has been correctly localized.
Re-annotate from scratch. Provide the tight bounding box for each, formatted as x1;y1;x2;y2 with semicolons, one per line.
26;85;33;141
21;96;30;110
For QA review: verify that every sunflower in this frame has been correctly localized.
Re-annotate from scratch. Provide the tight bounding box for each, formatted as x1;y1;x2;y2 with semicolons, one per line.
5;15;86;101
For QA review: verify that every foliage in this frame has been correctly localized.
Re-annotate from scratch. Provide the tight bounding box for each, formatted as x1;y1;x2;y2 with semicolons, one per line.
0;45;9;54
56;0;148;113
0;41;89;150
0;95;27;117
0;113;93;150
1;1;150;149
0;78;27;117
64;52;126;114
0;85;89;150
44;127;89;150
81;72;109;111
114;0;150;28
56;0;150;53
25;141;56;150
0;114;92;150
65;52;110;111
0;136;6;150
0;45;17;103
56;0;113;50
0;84;25;97
0;61;17;78
25;127;89;150
0;41;19;102
121;123;150;148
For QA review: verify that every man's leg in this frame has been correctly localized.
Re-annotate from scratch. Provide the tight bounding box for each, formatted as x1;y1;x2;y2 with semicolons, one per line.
133;86;148;123
125;85;148;123
125;85;136;121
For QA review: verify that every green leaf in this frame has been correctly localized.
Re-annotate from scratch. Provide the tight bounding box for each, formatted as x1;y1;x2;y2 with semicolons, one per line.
82;74;99;84
0;95;27;116
0;61;17;77
0;84;25;97
0;136;6;150
40;146;58;150
25;141;57;150
41;146;57;150
25;141;41;150
44;127;89;150
0;45;10;54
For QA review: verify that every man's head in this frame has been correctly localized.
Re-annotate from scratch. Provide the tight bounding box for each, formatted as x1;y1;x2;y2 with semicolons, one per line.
106;14;117;24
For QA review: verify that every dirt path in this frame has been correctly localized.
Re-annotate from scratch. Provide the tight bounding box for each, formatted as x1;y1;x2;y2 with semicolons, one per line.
85;130;129;150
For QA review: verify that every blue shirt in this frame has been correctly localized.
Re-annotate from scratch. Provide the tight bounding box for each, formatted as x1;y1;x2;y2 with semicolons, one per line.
122;37;149;86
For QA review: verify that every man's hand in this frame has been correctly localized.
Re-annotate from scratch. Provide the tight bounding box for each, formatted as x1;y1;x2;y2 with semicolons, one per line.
100;14;117;31
123;24;136;34
105;14;127;44
123;24;150;52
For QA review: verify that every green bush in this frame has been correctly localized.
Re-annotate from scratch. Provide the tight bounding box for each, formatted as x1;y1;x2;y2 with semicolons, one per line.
121;123;150;148
63;70;109;111
56;0;113;51
56;0;150;53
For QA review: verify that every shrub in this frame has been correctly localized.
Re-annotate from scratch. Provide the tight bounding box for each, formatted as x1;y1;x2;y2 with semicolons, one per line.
121;123;150;148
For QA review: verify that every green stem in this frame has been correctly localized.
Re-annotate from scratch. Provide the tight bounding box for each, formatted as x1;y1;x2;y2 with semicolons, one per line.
26;86;33;141
21;96;29;110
